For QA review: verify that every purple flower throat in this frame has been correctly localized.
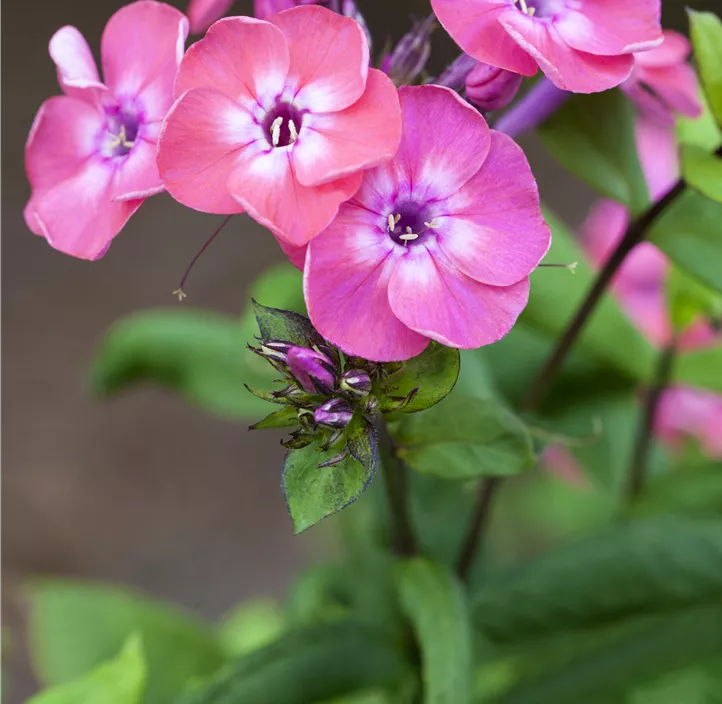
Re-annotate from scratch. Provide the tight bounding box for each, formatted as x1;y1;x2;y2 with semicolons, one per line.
386;200;439;247
99;105;141;160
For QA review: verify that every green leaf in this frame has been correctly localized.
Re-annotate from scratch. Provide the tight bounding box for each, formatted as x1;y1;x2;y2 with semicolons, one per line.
666;264;722;333
689;10;722;128
496;604;722;704
392;394;535;480
678;94;722;151
649;189;722;294
252;301;323;348
28;635;146;704
472;517;722;644
217;598;284;658
383;343;460;413
250;405;299;430
27;580;225;704
177;621;409;704
682;145;722;203
674;346;722;393
395;558;472;704
282;435;378;533
523;208;656;382
538;90;649;214
90;309;271;420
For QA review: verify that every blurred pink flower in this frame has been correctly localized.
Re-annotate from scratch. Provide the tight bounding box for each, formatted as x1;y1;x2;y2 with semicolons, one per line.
302;85;551;361
158;6;401;246
621;30;702;125
24;1;188;260
187;0;235;34
579;119;722;457
430;0;662;93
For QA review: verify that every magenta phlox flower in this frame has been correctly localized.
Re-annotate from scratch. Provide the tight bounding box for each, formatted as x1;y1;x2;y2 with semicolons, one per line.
621;30;702;125
580;119;722;458
24;1;189;260
158;6;401;246
302;85;551;362
431;0;663;93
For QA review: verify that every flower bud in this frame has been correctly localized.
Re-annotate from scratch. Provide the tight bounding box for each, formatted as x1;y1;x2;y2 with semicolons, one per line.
287;346;335;393
314;398;354;428
339;369;372;398
436;53;478;91
258;340;293;364
382;15;435;86
465;62;523;112
297;408;316;432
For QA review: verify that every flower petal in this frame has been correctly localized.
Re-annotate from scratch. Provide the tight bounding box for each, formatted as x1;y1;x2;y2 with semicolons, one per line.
25;96;103;191
101;1;189;122
500;12;634;92
187;0;235;34
305;205;428;361
636;119;679;202
158;87;259;214
430;0;538;76
635;30;690;68
174;16;290;106
555;0;662;56
388;243;530;349
269;5;369;112
639;64;702;120
228;145;363;245
48;26;109;104
434;131;550;286
25;160;142;260
393;85;491;202
292;69;401;186
111;138;165;201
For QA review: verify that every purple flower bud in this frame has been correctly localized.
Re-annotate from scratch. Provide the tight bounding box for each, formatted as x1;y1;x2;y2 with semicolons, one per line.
287;346;336;393
465;63;523;112
382;14;435;86
314;398;354;428
436;53;478;91
259;340;293;364
340;369;372;398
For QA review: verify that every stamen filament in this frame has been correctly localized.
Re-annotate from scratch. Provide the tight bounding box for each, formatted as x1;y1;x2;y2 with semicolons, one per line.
270;116;283;147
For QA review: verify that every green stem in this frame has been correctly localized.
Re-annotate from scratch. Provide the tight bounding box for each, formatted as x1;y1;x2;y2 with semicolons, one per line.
456;477;501;582
626;341;677;504
377;420;416;557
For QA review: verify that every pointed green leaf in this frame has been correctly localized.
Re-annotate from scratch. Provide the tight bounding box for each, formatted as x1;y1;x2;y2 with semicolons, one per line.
346;413;379;472
666;263;722;333
90;309;271;420
677;94;722;151
383;343;460;413
538;90;649;214
28;635;146;704
26;581;225;704
395;558;472;704
178;621;409;704
282;438;377;533
649;189;722;294
682;144;722;203
472;517;722;644
393;394;534;480
689;10;722;128
250;405;299;430
252;301;324;348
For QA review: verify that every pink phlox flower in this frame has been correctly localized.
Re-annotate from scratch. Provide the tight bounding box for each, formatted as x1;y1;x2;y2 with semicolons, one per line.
431;0;663;94
302;85;551;362
655;388;722;459
157;6;401;247
621;30;702;125
24;1;189;260
580;119;722;457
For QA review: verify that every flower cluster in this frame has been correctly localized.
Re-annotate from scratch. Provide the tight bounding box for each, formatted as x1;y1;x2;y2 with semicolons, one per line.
26;0;680;365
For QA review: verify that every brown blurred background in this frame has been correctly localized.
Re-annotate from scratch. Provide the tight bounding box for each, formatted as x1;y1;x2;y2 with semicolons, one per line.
2;0;715;701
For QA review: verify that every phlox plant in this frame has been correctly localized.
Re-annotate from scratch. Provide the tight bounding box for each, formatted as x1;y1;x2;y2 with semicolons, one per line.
18;1;722;703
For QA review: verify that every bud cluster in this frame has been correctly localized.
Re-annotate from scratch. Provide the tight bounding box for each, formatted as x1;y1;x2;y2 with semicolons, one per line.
247;337;417;462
